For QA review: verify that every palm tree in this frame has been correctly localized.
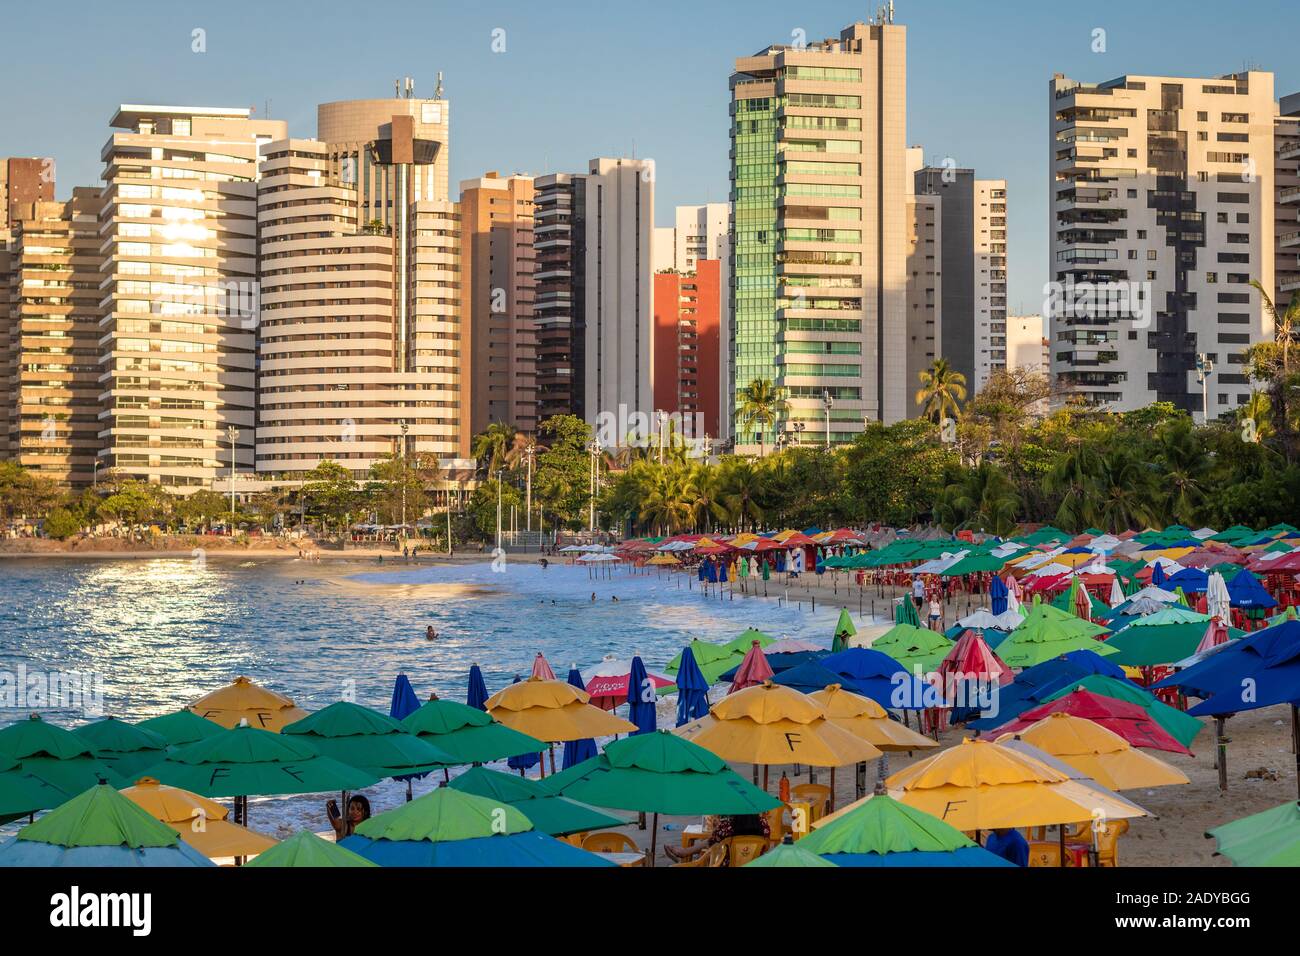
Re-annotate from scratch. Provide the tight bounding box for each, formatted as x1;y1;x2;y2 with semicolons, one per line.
936;462;1020;536
1091;449;1158;533
471;422;517;477
735;379;789;457
714;459;767;531
1241;391;1272;444
1044;436;1103;533
1154;419;1206;525
1248;281;1299;462
916;358;967;425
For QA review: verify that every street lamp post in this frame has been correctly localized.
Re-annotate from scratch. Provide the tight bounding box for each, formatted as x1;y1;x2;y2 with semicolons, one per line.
524;441;534;534
822;390;834;451
588;439;602;532
93;459;99;491
1196;353;1215;425
399;421;409;539
226;426;239;525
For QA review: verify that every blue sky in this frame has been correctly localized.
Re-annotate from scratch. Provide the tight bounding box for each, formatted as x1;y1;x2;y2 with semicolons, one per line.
2;0;1296;311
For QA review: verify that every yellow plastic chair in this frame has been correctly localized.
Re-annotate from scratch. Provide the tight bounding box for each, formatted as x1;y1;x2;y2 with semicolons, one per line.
581;831;639;855
1028;841;1073;867
1094;819;1129;867
791;783;831;822
703;842;729;867
728;835;768;867
670;852;707;868
766;804;788;848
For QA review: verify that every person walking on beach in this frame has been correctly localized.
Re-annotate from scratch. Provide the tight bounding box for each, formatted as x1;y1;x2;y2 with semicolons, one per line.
326;794;371;840
912;576;926;610
928;597;943;631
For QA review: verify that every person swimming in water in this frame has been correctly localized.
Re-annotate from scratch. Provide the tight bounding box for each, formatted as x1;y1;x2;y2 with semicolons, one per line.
426;625;438;640
591;592;596;602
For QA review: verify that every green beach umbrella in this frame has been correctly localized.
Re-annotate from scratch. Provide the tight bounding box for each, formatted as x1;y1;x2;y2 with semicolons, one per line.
1038;674;1203;750
1104;607;1245;667
993;600;1114;669
666;639;738;685
74;717;168;782
744;839;838;867
136;709;224;748
139;723;379;811
243;829;376;868
798;792;981;862
722;628;776;656
833;609;857;653
282;701;456;778
544;729;780;862
0;756;66;823
1206;802;1300;867
895;596;922;627
401;697;546;765
0;714;130;795
355;786;533;842
448;766;624;836
869;623;954;672
0;784;212;866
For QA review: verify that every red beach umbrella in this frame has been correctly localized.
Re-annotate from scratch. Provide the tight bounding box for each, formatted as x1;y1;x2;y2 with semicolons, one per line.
727;642;775;695
990;688;1191;755
531;653;557;681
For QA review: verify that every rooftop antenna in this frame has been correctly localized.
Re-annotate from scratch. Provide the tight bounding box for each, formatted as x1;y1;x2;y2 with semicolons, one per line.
405;76;414;99
395;78;401;98
435;71;444;99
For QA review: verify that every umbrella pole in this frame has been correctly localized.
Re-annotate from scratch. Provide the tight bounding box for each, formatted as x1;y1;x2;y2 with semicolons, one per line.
549;743;556;775
763;765;769;791
650;812;659;867
829;766;836;812
406;778;413;802
1059;823;1066;868
1293;705;1300;800
1216;717;1228;792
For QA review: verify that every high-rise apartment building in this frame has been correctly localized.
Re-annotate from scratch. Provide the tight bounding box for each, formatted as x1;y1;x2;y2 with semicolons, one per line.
1049;71;1276;418
313;93;467;460
459;173;537;435
904;146;941;408
4;189;105;487
533;172;585;423
914;165;1009;394
98;105;286;491
653;260;721;440
1275;92;1300;312
654;203;731;438
1;157;55;231
1007;314;1049;373
729;18;909;449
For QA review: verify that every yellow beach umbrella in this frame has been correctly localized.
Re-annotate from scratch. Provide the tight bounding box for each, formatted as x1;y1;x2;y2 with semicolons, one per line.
809;684;939;752
121;777;278;859
675;681;880;767
826;738;1146;831
995;713;1189;791
188;676;309;733
646;553;681;566
485;677;636;743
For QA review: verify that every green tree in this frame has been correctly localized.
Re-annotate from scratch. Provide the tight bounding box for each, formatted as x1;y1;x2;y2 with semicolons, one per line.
472;422;518;477
735;379;789;457
43;507;82;540
915;358;968;425
301;460;358;531
468;478;522;539
176;489;229;532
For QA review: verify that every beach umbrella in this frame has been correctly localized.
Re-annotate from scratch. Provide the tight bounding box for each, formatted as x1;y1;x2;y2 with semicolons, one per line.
666;639;740;685
505;677;543;774
626;656;658;735
869;623;954;673
1206;802;1300;867
833;609;857;653
121;777;277;859
449;766;624;836
729;641;775;694
801;792;1012;867
243;829;376;868
340;787;613;867
136;709;223;748
187;676;308;733
530;653;557;681
0;714;130;796
993;602;1115;669
808;685;938;751
486;678;637;743
0;784;212;867
401;696;546;765
73;717;168;781
995;713;1188;790
676;681;881;768
874;738;1146;832
744;839;838;867
722;627;778;655
990;688;1191;755
138;723;378;826
895;597;921;627
389;674;422;722
990;574;1008;616
1151;562;1166;587
466;665;489;711
819;648;931;710
939;630;1012;687
1225;568;1277;611
1109;577;1125;608
1037;674;1202;750
0;756;65;823
561;667;598;769
674;646;711;728
1196;617;1232;656
282;701;457;778
1105;607;1244;667
585;655;674;710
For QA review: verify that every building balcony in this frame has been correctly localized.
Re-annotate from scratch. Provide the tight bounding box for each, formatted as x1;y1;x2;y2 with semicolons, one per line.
1280;185;1300;205
1281;231;1300;249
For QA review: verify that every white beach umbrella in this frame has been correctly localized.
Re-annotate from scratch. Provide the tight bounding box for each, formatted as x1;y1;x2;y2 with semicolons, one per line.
1108;577;1125;608
1206;571;1231;621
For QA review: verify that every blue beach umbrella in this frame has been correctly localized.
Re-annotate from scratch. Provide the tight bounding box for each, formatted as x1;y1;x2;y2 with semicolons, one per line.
562;667;598;769
505;675;542;773
467;665;489;711
390;674;422;721
817;648;931;710
674;646;711;728
990;575;1008;616
1226;570;1278;611
1151;562;1166;588
626;656;657;736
